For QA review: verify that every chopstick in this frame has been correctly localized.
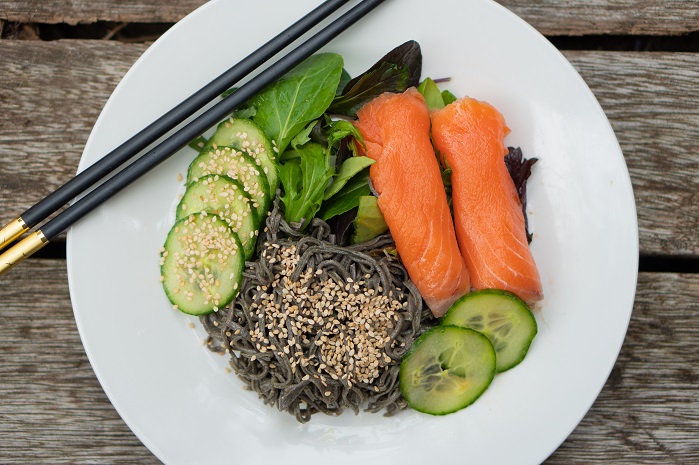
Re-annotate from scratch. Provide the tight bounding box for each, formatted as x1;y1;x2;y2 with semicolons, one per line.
0;0;352;253
0;0;386;276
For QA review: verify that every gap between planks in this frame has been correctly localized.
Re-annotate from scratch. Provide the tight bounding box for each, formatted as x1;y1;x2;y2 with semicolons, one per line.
1;0;698;35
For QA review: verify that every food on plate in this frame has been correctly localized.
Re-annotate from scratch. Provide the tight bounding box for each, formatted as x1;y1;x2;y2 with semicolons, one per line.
442;289;537;373
431;97;544;304
160;213;244;315
159;40;542;421
176;174;259;259
161;117;274;315
355;88;471;317
206;117;279;195
186;145;270;220
200;199;432;422
399;325;495;415
399;290;537;416
504;146;539;243
350;195;389;244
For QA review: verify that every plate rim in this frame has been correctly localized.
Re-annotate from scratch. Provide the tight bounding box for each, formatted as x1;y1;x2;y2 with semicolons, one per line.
66;0;639;463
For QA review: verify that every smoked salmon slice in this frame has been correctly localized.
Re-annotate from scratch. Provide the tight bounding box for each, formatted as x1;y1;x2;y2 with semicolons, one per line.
355;88;470;317
430;97;543;304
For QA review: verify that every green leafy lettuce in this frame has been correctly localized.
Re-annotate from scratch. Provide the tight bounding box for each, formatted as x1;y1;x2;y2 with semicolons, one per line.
279;142;334;226
251;53;344;154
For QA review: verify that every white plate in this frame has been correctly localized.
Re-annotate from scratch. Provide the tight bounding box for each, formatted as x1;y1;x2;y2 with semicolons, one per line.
67;0;638;463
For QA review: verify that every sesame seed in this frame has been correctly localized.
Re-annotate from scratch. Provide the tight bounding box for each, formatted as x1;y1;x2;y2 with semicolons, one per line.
236;241;407;387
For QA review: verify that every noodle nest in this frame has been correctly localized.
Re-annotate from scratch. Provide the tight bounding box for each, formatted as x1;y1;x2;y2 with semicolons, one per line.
201;198;434;422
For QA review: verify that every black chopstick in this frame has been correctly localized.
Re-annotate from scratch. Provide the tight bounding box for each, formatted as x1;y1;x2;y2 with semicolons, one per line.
0;0;387;275
0;0;352;252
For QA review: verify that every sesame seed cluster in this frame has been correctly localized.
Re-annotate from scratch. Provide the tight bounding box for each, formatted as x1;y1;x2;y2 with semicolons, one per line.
161;214;241;313
179;175;258;245
232;127;270;160
248;242;404;387
200;200;432;422
192;146;267;204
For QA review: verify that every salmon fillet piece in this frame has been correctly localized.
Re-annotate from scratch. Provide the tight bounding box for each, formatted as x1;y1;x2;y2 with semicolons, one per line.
431;97;543;304
355;88;471;317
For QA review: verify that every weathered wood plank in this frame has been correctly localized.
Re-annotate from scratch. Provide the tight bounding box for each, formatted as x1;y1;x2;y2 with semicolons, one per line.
563;51;699;257
0;0;697;35
1;262;697;463
546;271;699;464
0;40;147;240
500;0;699;35
0;260;159;464
0;0;205;26
1;41;697;255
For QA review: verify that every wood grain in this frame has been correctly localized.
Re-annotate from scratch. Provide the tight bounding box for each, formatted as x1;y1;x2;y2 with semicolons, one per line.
0;262;697;463
0;0;206;26
547;271;699;464
0;260;159;464
563;51;699;257
499;0;699;35
1;0;698;35
1;41;698;255
0;40;147;240
1;2;697;464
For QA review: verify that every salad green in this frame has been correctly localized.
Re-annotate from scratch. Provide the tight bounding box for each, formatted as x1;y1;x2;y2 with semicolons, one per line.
161;40;541;421
249;40;424;230
278;142;334;226
329;40;422;117
350;195;388;244
250;53;344;155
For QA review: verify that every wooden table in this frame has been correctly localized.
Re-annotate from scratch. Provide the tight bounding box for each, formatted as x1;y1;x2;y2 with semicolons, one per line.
1;1;698;463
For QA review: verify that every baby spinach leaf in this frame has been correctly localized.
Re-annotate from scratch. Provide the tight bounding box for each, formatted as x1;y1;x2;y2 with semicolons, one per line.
279;142;335;226
324;156;375;200
251;53;343;154
220;87;237;99
318;167;371;221
220;88;258;118
328;40;422;117
231;105;257;119
418;77;460;111
279;159;303;202
417;77;446;111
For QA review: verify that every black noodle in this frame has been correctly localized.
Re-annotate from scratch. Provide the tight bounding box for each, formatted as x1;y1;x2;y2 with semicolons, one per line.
200;196;436;423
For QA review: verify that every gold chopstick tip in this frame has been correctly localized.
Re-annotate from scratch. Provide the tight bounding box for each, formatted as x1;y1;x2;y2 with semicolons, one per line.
0;230;48;276
0;216;29;251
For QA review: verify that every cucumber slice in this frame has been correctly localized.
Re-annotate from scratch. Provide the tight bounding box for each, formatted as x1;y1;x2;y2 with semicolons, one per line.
186;146;270;220
176;175;259;259
206;118;279;195
399;326;495;415
160;213;244;316
442;289;538;373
